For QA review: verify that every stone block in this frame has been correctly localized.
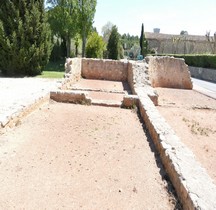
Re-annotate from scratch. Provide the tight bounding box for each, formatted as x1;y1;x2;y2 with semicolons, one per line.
146;56;193;89
122;95;139;108
50;90;91;104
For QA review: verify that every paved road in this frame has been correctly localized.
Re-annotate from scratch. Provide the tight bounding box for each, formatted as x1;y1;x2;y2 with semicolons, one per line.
192;78;216;99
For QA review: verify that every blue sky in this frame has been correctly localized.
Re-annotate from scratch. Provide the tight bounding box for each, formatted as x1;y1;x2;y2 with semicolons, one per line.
93;0;216;36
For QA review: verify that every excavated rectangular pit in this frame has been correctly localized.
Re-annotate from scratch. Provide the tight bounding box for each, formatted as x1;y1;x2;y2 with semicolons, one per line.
50;78;138;108
70;79;132;107
1;57;215;209
0;103;176;209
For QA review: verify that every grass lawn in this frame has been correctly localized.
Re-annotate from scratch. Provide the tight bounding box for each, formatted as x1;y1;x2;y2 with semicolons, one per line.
36;60;65;79
36;71;64;79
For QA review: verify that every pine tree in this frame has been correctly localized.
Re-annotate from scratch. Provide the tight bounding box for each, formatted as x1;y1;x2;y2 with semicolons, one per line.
107;25;120;60
0;0;52;76
139;23;148;57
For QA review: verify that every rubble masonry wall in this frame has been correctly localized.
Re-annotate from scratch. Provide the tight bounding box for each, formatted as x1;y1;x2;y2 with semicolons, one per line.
62;58;82;89
146;56;193;89
81;58;128;81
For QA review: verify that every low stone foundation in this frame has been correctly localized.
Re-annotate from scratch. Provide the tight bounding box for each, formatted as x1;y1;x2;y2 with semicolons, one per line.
137;91;216;210
127;61;158;105
52;57;214;209
62;57;193;105
50;90;139;108
50;90;91;104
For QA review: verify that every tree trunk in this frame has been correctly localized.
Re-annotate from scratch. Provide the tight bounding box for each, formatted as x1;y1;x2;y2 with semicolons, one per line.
75;44;78;57
66;34;71;57
61;37;67;58
82;29;86;57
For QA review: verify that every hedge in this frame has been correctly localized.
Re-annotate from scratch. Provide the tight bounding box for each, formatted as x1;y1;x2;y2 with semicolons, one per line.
155;54;216;70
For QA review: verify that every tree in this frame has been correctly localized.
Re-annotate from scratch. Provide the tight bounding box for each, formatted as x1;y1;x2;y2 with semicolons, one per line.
180;30;188;35
139;23;148;57
101;21;114;43
129;44;140;59
86;31;105;58
205;31;216;54
74;35;80;57
47;0;97;58
107;25;120;60
77;0;97;57
0;0;52;76
47;0;77;57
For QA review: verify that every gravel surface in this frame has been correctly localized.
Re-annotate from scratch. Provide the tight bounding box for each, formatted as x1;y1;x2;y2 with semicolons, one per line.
0;78;59;127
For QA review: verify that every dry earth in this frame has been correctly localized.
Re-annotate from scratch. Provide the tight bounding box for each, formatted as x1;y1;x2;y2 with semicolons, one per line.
70;79;131;103
0;102;176;210
156;88;216;184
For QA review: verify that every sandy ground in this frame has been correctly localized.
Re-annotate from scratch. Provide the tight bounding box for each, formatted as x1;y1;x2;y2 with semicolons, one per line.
70;79;131;94
156;88;216;184
70;79;131;104
0;103;176;210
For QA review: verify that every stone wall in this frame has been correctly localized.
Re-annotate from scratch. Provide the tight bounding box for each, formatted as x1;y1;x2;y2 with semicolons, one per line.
50;90;91;104
127;61;158;105
146;56;193;89
81;58;128;81
61;58;82;89
189;66;216;83
61;57;193;92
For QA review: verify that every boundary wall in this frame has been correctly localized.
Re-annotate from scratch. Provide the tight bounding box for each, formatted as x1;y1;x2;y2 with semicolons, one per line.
189;66;216;83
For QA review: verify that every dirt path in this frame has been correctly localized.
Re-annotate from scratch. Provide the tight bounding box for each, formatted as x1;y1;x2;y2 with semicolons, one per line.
156;88;216;183
0;103;175;210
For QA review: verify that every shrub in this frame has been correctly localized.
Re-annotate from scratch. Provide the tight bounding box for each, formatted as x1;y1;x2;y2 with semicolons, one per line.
0;1;52;76
86;32;105;58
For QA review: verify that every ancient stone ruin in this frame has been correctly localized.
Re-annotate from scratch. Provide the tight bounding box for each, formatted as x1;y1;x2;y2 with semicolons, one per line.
50;57;216;210
51;56;192;107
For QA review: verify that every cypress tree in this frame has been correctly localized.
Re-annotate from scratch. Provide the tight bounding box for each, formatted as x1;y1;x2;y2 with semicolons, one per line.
139;23;148;57
0;0;52;76
107;25;120;60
